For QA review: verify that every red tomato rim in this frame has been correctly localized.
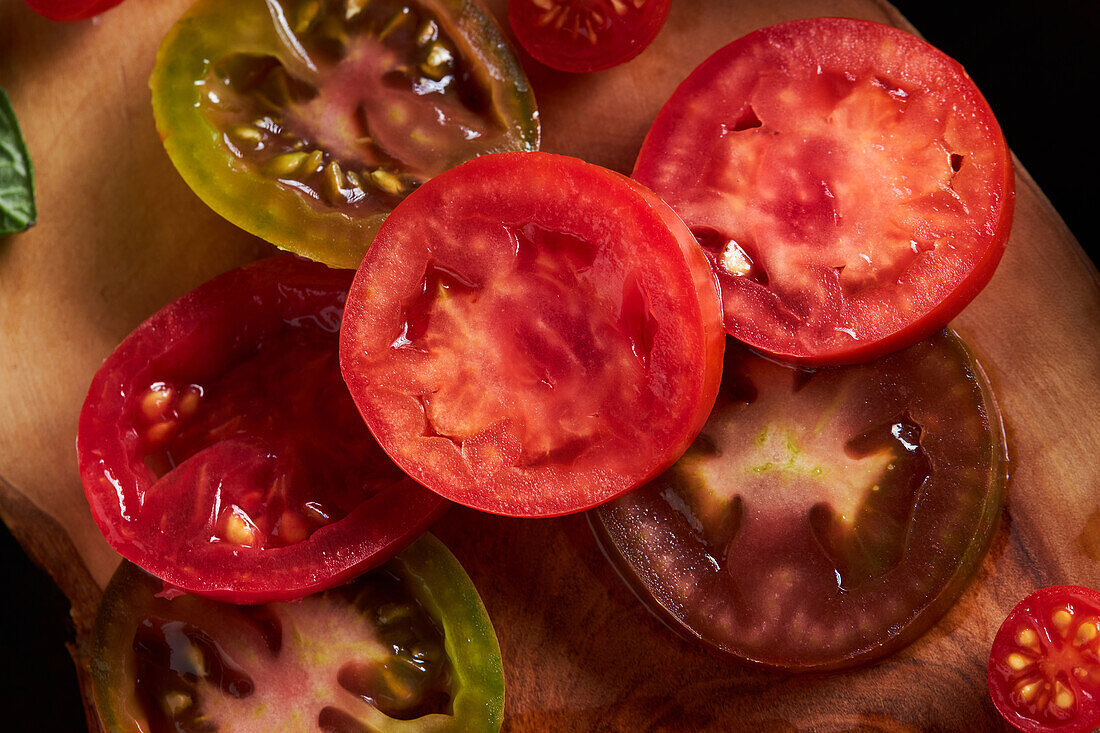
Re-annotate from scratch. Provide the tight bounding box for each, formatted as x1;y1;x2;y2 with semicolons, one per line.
23;0;124;21
77;256;448;603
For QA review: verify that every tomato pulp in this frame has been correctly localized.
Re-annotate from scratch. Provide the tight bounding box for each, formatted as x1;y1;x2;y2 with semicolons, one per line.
92;534;505;732
340;152;724;517
595;330;1006;670
508;0;671;73
633;18;1014;365
78;256;447;603
151;0;539;269
989;585;1100;733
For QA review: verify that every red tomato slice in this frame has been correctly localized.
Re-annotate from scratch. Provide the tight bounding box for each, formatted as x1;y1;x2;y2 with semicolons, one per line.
989;585;1100;733
22;0;123;21
340;152;724;517
78;256;447;603
508;0;670;73
633;18;1014;365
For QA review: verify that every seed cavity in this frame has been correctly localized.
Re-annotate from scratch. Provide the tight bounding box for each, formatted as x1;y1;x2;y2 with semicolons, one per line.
1053;681;1075;709
1015;679;1041;703
224;506;259;546
1075;619;1099;646
1016;626;1040;650
1053;607;1073;635
1006;652;1031;671
141;383;175;422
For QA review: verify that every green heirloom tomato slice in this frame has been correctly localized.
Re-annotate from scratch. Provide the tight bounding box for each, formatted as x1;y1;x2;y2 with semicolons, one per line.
151;0;539;269
340;152;725;517
92;533;504;732
594;330;1006;670
633;18;1014;365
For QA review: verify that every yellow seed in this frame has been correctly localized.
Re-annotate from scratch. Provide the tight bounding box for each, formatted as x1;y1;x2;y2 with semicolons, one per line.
1053;608;1073;635
1016;680;1041;703
345;0;369;20
162;690;192;717
263;151;309;179
1054;681;1074;709
421;42;454;79
229;125;264;147
371;169;404;195
177;387;202;419
610;0;628;15
277;510;311;545
323;161;345;204
416;20;438;46
1075;620;1099;645
141;384;174;421
345;170;362;188
1017;626;1039;650
1006;652;1031;671
145;420;177;447
294;0;321;33
302;149;325;177
224;509;258;546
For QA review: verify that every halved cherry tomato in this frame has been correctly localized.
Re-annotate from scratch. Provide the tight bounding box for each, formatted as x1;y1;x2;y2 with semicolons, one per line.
77;255;447;603
92;533;505;732
594;330;1006;670
989;585;1100;733
340;151;724;517
633;18;1014;365
22;0;123;21
151;0;539;269
508;0;670;73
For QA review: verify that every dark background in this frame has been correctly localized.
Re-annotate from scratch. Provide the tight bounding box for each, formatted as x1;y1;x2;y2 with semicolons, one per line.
1;1;1095;730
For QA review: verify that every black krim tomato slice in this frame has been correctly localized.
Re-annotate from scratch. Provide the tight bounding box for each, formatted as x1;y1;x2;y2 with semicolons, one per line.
151;0;540;270
508;0;670;74
92;533;505;733
340;151;725;517
633;18;1015;365
594;329;1006;670
989;585;1100;733
77;255;448;603
22;0;123;21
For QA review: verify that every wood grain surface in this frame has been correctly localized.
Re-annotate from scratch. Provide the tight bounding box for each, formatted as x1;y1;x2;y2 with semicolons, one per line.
1;0;1098;730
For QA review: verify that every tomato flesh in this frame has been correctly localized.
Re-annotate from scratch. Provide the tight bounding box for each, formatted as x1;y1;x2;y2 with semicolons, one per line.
340;151;724;517
508;0;670;73
989;585;1100;733
594;330;1006;669
633;18;1014;364
22;0;123;21
152;0;539;269
78;256;447;603
92;534;505;732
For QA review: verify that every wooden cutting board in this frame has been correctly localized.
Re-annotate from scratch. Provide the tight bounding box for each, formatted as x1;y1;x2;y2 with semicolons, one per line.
1;0;1097;729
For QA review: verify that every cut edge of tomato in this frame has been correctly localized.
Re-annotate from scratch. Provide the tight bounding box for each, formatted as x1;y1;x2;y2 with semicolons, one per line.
23;0;124;21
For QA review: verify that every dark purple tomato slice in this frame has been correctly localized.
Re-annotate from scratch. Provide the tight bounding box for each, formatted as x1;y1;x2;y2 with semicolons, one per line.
77;255;447;603
340;152;725;517
633;18;1014;365
508;0;671;73
151;0;539;269
989;585;1100;733
91;534;505;732
595;329;1006;670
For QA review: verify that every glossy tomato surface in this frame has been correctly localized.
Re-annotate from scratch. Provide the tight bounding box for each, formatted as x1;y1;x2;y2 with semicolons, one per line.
341;151;724;517
633;18;1014;365
22;0;122;21
989;585;1100;733
508;0;670;73
595;330;1006;670
92;533;505;732
78;256;447;603
151;0;539;269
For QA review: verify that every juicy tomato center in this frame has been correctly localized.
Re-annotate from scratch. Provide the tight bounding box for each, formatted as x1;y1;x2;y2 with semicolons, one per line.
202;0;502;214
134;322;405;551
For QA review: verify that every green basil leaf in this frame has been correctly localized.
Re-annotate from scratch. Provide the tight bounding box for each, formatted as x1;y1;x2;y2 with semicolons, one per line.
0;88;36;235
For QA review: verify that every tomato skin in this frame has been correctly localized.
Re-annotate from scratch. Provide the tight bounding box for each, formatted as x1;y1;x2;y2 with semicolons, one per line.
78;255;448;603
508;0;671;73
22;0;123;21
341;151;724;517
151;0;540;270
92;534;505;732
633;17;1014;365
989;585;1100;733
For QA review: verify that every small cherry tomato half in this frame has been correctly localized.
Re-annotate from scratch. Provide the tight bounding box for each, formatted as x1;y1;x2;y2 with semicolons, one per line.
77;255;447;603
22;0;123;21
633;18;1014;365
92;533;505;732
151;0;539;269
508;0;671;73
595;330;1006;670
340;151;725;517
989;585;1100;733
